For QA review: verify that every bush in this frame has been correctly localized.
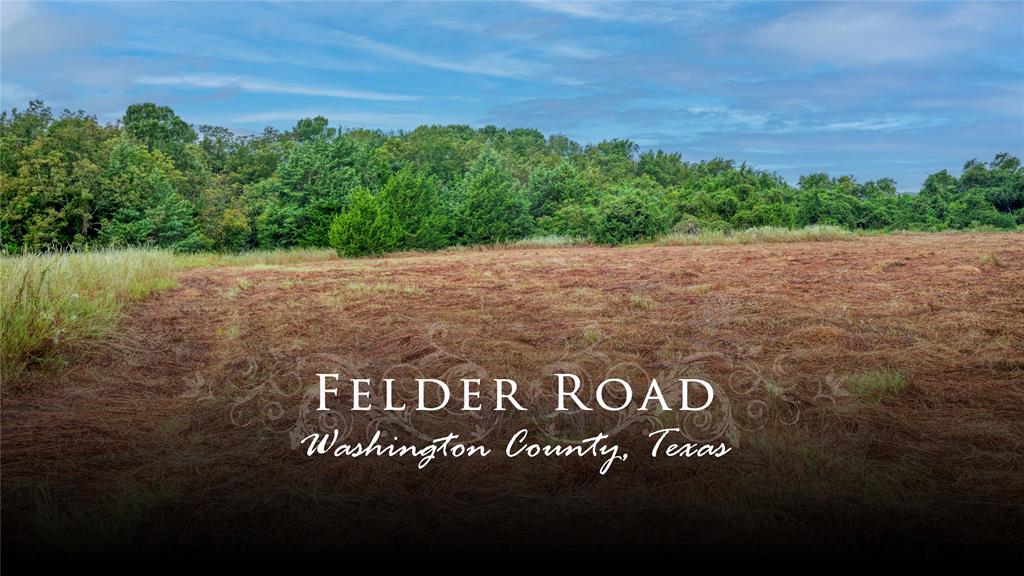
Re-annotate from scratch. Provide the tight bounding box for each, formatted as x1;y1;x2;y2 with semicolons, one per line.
671;216;703;235
328;187;400;257
537;202;597;237
732;202;796;228
590;188;667;245
945;189;1017;229
527;160;589;219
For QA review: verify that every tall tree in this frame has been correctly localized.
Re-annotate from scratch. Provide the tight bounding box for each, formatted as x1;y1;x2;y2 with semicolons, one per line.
456;149;532;244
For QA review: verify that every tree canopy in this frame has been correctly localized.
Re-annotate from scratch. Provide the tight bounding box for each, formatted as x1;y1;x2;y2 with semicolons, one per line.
1;100;1020;255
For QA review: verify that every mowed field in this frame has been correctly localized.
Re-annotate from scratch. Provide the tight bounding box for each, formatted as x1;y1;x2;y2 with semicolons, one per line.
3;232;1024;560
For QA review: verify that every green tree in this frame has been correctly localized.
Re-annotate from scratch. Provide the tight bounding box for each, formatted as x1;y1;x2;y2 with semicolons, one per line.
377;167;450;250
256;198;303;249
733;202;796;228
277;135;363;247
379;124;482;186
638;150;687;187
456;150;533;244
328;187;400;257
122;103;196;154
582;139;638;184
97;139;200;250
213;206;251;251
2;99;1020;254
98;171;198;249
1;111;112;250
0;100;54;176
290;116;334;143
527;160;589;220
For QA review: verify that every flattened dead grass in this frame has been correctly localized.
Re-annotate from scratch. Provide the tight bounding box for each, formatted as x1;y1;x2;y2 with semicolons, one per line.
2;232;1023;556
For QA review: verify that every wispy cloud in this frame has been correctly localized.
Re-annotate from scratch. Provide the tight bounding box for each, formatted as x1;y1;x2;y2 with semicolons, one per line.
680;105;770;130
329;31;543;78
232;109;437;129
135;74;419;102
528;1;632;22
750;3;1005;66
819;116;947;132
427;15;605;61
119;32;382;74
491;95;949;139
525;1;688;23
545;42;605;60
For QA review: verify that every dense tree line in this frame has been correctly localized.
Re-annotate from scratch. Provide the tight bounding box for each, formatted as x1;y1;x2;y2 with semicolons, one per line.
2;101;1021;255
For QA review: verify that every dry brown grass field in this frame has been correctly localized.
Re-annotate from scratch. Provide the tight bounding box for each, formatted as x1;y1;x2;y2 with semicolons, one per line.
3;232;1023;562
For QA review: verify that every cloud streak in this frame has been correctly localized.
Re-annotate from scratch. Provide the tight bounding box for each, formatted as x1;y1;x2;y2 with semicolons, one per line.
749;3;1004;66
328;31;544;78
525;1;696;23
135;74;419;102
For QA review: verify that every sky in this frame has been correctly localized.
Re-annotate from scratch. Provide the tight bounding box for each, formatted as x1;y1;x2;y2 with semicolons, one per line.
1;0;1022;190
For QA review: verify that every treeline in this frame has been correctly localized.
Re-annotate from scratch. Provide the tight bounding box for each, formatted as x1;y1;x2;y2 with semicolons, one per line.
2;101;1021;255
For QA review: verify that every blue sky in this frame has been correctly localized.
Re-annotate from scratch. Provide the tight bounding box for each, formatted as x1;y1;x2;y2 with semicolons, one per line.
2;1;1022;190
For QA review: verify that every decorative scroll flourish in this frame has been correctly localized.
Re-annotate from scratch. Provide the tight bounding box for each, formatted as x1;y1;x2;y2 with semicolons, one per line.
184;319;849;450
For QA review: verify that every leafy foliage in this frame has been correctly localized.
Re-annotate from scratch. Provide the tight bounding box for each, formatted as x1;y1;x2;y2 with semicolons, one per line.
328;187;399;257
2;100;1020;256
377;167;449;250
591;187;667;245
455;150;533;245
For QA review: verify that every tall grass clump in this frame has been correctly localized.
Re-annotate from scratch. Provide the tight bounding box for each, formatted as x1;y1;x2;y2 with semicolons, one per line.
172;247;336;268
848;369;906;402
442;234;591;254
512;235;591;249
657;225;855;247
1;249;177;385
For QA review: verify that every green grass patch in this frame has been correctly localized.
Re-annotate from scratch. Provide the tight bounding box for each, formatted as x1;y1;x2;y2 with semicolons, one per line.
628;293;655;310
978;252;1003;268
847;369;906;402
172;248;336;268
